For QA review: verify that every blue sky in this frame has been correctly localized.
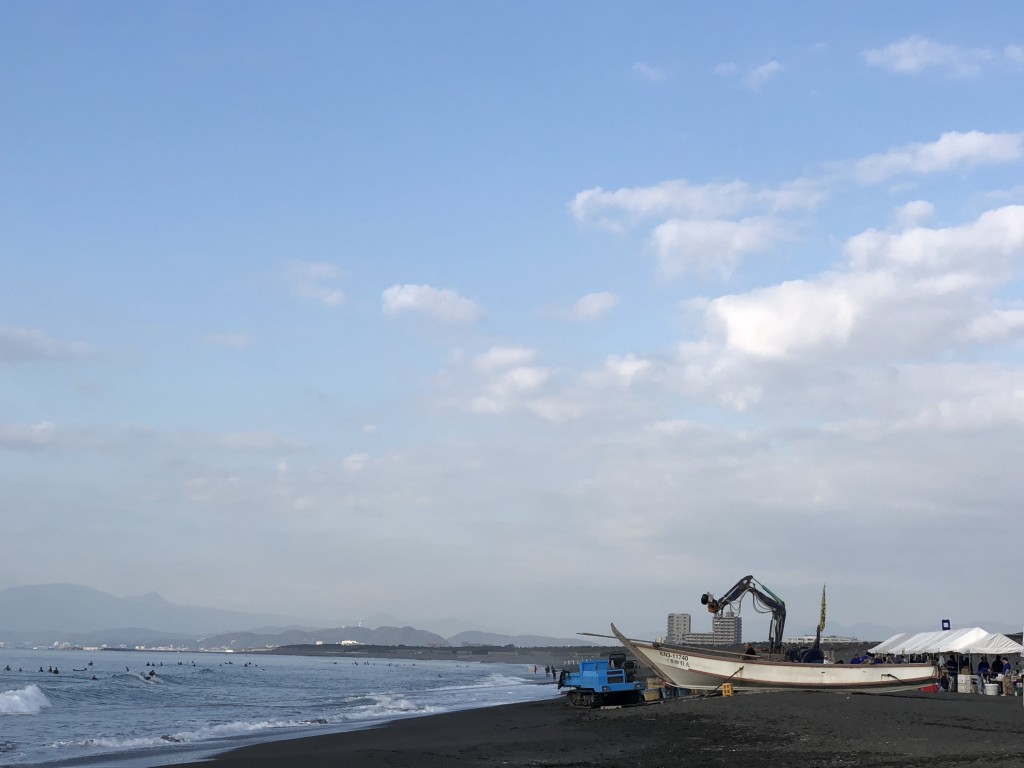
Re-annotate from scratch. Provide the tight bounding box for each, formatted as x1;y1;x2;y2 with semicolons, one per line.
3;2;1024;640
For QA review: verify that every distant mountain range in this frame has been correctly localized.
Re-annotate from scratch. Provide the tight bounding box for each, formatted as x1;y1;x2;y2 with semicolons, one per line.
9;584;1010;651
0;584;596;650
0;584;309;635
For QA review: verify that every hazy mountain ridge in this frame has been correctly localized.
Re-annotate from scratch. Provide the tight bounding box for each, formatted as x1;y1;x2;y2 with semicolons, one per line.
0;584;312;635
3;585;1015;650
0;584;586;649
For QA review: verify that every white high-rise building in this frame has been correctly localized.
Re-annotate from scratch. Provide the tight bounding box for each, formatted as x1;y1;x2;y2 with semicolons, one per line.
666;613;691;643
712;614;742;645
666;610;742;646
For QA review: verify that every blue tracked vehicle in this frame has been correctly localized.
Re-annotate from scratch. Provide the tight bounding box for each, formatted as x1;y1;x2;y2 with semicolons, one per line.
557;652;647;707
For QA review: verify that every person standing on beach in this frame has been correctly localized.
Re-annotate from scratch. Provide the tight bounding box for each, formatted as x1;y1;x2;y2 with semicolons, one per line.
976;657;990;694
945;655;958;679
1001;658;1013;695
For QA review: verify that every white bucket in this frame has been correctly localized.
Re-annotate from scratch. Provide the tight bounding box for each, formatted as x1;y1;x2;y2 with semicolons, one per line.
957;674;974;693
984;682;999;695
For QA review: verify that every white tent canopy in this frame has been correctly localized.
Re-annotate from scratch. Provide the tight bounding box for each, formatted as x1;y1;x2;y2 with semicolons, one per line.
868;628;1022;656
868;632;919;655
965;632;1023;656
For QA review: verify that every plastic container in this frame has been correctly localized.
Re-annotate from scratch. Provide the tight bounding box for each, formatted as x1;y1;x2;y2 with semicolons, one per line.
985;683;1000;695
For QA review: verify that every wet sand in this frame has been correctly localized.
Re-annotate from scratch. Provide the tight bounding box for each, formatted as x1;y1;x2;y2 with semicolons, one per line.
164;689;1024;768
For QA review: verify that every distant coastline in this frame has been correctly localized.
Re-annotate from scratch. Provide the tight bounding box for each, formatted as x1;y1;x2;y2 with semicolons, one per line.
265;643;608;666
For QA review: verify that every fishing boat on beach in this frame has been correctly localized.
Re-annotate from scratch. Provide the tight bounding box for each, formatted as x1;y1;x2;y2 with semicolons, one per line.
611;576;937;693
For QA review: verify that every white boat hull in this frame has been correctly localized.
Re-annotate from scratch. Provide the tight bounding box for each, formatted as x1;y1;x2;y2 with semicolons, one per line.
611;624;936;693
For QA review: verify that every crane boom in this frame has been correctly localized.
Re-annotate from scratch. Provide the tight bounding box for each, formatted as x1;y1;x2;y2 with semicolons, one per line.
700;574;786;654
818;584;826;633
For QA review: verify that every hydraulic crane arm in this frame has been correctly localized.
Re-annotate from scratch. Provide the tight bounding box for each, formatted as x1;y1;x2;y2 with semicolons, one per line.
700;574;786;654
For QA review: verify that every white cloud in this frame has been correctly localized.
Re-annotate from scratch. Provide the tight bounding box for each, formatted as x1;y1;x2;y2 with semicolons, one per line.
525;397;584;424
1006;45;1024;64
853;131;1024;184
343;453;370;473
0;421;57;448
501;366;549;391
713;60;782;89
448;345;565;420
0;326;92;362
460;349;659;426
907;389;1024;431
561;142;1024;473
887;367;1024;431
0;422;304;456
206;332;251;348
960;309;1024;342
469;365;551;414
572;291;619;320
209;432;304;452
381;284;483;323
286;261;345;307
744;60;782;89
570;177;826;282
570;178;823;231
707;273;874;360
572;179;751;230
846;205;1024;274
571;133;1018;288
651;216;783;278
473;345;536;373
894;200;935;228
649;419;698;435
632;62;667;81
862;36;993;77
695;205;1024;364
602;354;652;386
578;353;656;392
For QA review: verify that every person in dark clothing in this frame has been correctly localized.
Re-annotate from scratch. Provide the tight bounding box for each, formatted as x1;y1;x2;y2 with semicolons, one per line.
945;655;958;676
977;656;991;694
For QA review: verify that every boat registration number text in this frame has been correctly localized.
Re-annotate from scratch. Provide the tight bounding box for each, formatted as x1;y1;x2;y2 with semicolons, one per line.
657;650;690;669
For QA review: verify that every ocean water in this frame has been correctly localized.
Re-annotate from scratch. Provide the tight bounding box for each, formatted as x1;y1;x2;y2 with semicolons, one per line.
0;648;559;768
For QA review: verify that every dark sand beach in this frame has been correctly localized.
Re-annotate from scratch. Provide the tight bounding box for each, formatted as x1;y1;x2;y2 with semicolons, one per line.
165;689;1024;768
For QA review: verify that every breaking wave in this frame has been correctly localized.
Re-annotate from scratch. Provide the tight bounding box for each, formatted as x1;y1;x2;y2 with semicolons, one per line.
0;685;51;715
63;698;439;753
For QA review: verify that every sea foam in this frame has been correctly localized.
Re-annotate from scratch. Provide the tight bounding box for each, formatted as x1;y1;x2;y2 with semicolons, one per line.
0;685;51;715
